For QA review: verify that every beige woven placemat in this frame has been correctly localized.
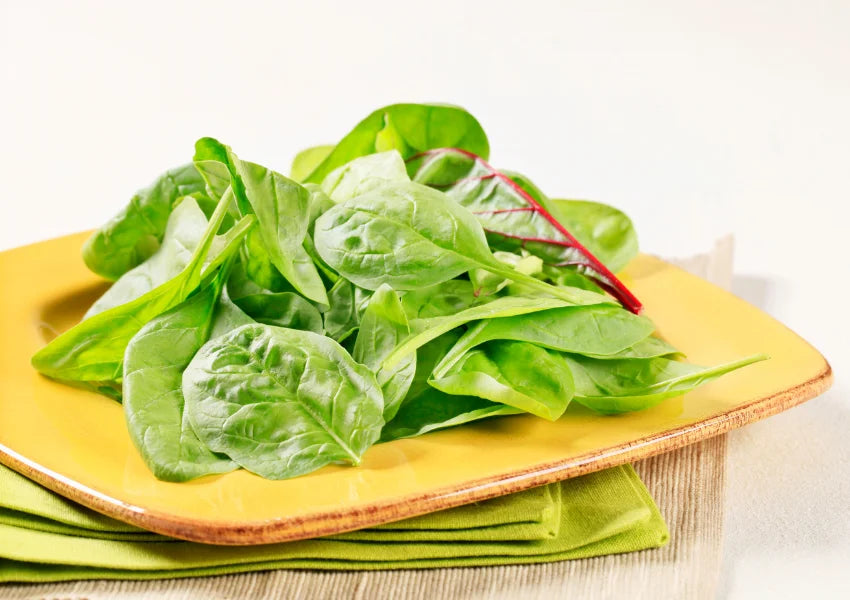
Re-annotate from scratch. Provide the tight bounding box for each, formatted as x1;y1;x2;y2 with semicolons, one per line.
1;238;734;600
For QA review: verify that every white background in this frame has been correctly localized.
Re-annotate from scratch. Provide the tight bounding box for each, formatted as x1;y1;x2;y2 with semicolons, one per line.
1;1;848;597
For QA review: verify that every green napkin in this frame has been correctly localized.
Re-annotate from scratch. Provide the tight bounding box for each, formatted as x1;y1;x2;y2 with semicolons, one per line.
0;463;668;583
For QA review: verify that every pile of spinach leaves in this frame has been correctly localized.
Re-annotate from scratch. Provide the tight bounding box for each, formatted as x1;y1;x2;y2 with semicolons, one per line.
31;103;766;482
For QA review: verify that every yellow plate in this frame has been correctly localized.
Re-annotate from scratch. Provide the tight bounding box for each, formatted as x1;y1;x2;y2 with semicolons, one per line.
0;232;832;545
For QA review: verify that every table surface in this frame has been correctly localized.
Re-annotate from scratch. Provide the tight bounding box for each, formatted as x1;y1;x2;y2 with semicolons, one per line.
2;2;848;598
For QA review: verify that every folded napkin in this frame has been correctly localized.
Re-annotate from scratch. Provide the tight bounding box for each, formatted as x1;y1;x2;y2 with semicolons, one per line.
0;462;667;583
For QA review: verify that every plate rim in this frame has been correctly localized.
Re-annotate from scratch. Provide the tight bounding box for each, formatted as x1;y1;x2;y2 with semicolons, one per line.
0;361;831;545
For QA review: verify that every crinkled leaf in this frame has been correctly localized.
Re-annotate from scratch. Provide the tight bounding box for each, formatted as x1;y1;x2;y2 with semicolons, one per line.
183;324;384;480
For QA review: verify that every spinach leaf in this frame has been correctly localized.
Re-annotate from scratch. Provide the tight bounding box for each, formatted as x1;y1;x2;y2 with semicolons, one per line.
320;151;409;203
232;292;323;333
565;354;768;414
194;138;328;304
83;197;210;319
381;332;520;441
382;388;520;441
82;164;207;280
183;324;384;480
313;179;613;306
323;278;373;342
583;336;679;360
469;251;544;298
432;305;655;378
399;280;478;320
31;192;253;396
291;145;334;182
408;149;641;313
430;340;574;420
353;285;416;421
123;265;245;482
300;104;489;184
383;295;574;369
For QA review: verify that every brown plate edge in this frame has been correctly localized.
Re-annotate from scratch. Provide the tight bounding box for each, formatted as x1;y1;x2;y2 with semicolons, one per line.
0;360;832;546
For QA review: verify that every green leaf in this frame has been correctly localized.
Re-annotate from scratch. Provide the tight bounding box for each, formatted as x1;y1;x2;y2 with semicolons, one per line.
431;340;575;420
31;191;253;395
232;292;323;334
432;305;655;378
353;285;416;421
123;267;245;482
302;104;490;184
193;138;328;304
183;324;384;480
323;278;373;342
83;197;210;319
381;332;520;441
399;279;478;319
291;145;334;182
314;179;612;306
82;164;207;280
320;151;409;203
469;251;543;298
383;295;574;370
565;354;768;414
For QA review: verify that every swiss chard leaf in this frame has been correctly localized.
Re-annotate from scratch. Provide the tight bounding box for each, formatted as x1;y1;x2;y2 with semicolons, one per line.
313;179;613;306
31;192;253;396
183;324;384;480
81;164;208;281
353;284;416;421
430;340;575;420
549;198;638;274
407;149;642;313
300;104;490;184
432;305;655;378
565;354;768;414
83;197;210;319
122;267;248;482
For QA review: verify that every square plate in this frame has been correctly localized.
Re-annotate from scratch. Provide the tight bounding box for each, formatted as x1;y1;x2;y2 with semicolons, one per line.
0;232;832;545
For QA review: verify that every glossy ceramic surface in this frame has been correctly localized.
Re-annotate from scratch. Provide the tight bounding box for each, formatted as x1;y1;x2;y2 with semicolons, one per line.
0;232;832;544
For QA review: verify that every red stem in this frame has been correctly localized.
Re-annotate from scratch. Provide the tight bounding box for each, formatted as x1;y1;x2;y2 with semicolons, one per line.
408;148;643;314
